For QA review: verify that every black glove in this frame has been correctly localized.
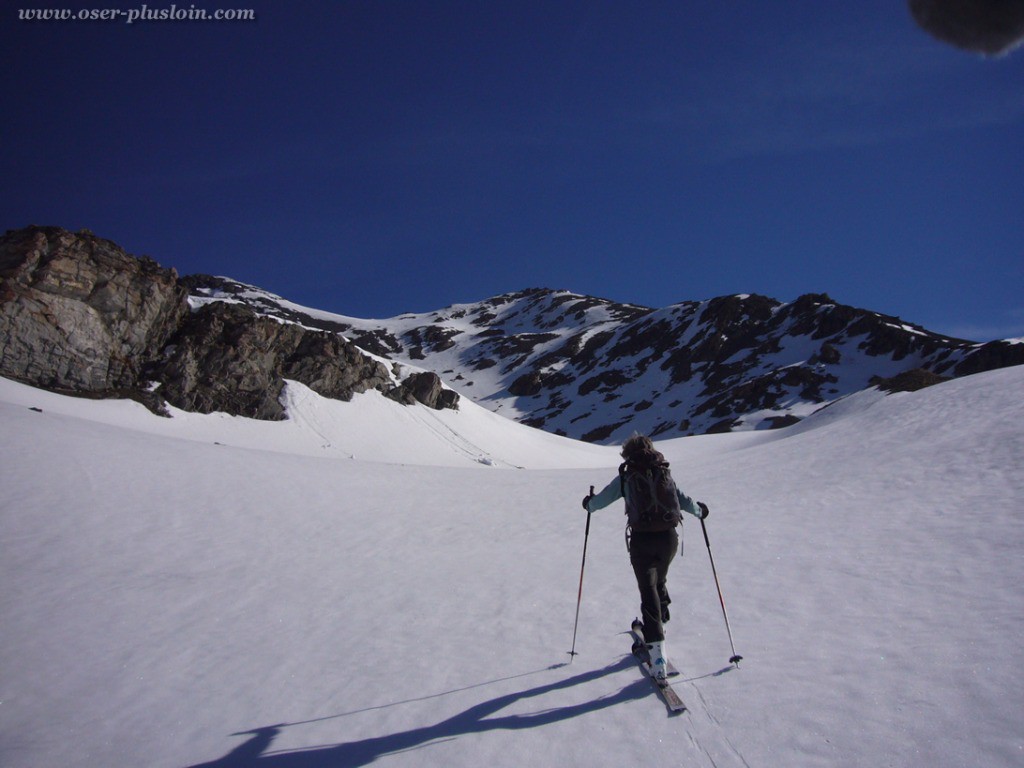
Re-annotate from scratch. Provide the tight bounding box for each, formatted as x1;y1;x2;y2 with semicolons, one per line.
582;494;593;511
697;501;710;520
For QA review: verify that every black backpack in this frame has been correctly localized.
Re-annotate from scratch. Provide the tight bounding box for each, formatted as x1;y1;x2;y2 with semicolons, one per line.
619;460;683;532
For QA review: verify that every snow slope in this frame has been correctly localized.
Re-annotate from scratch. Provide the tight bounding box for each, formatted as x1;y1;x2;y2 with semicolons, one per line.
0;377;612;470
1;366;1022;768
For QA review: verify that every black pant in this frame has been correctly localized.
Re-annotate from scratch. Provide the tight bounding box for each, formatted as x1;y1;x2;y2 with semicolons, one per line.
629;528;678;643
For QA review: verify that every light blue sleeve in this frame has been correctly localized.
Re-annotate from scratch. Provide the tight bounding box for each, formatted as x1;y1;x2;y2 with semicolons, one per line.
586;475;623;513
677;487;702;518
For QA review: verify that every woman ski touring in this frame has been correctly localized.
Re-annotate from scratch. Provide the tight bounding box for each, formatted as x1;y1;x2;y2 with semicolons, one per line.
582;433;708;679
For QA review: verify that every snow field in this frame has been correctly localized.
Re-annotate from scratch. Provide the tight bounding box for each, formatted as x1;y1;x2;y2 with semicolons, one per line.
1;366;1022;767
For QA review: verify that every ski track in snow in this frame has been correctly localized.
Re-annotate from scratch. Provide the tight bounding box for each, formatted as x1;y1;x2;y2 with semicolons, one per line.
1;366;1023;768
685;681;752;768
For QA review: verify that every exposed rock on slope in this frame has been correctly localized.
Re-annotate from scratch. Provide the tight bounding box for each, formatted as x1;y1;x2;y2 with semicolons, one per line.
0;226;187;395
0;227;459;418
388;370;460;410
153;302;396;420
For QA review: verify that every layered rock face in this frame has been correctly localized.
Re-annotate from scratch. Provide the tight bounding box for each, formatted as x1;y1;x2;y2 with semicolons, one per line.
154;301;397;420
0;226;459;417
0;226;188;393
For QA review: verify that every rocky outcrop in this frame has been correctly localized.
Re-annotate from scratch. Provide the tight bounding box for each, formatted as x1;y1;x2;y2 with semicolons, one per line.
950;340;1024;378
154;302;397;419
0;227;459;419
871;368;951;393
0;226;188;394
154;301;459;418
387;371;459;410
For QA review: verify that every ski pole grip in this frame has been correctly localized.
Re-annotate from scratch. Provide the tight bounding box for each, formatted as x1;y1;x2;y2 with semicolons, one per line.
584;486;594;534
701;516;711;549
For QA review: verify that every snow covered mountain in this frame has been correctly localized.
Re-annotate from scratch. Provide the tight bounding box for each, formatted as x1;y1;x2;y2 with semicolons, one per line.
4;226;1021;445
186;275;1024;442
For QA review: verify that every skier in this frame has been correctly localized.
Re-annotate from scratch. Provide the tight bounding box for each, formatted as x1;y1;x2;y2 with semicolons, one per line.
582;434;708;679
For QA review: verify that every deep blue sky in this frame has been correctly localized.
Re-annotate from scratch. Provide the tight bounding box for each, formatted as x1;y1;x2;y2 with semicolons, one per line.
3;2;1022;339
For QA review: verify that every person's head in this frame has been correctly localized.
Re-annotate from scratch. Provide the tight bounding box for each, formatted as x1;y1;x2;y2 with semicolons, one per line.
621;433;656;461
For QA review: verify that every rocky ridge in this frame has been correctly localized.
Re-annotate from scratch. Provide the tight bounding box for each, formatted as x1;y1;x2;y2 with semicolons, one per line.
184;276;1024;442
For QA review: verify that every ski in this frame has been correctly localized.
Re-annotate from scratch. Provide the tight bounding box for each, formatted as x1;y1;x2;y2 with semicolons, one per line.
629;620;686;713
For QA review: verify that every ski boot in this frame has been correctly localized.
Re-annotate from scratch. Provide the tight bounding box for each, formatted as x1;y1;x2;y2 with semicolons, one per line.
647;640;668;681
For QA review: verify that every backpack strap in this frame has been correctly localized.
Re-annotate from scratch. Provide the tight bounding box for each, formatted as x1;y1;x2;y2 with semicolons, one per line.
619;462;631;552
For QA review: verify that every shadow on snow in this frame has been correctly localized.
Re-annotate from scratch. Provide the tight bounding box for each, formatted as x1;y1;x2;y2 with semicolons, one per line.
187;657;647;767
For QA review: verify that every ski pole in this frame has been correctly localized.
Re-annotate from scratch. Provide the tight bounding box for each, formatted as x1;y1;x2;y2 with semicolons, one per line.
569;486;594;661
700;512;743;666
